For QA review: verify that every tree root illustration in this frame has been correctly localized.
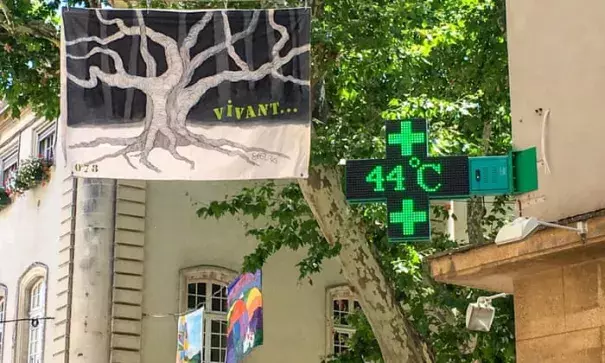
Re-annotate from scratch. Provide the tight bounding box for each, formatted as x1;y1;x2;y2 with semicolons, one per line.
70;126;289;172
65;9;308;173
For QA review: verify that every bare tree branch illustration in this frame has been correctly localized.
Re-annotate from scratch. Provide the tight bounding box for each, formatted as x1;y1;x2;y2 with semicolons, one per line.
222;12;249;71
66;9;309;172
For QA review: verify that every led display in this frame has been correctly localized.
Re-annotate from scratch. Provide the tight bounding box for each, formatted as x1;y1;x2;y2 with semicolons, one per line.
345;119;471;242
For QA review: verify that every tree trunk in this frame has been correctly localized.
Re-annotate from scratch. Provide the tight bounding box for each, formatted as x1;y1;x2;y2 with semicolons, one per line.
466;121;492;245
466;196;485;245
298;165;434;363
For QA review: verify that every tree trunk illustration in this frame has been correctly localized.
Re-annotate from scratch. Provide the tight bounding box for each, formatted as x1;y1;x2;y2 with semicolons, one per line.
65;9;309;172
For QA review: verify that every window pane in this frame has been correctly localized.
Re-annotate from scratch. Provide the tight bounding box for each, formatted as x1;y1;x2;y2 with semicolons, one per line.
333;299;350;325
333;331;350;355
211;284;227;312
211;320;221;333
187;296;197;309
37;127;56;161
196;283;206;296
211;332;220;348
187;282;206;310
210;348;220;362
209;319;227;363
2;163;16;188
211;296;222;312
220;321;227;348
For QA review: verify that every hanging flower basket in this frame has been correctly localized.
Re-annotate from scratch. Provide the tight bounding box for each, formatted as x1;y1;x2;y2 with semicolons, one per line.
0;187;10;209
10;157;53;196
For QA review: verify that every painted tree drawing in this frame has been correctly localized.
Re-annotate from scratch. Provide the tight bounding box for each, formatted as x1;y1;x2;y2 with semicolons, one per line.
62;8;310;180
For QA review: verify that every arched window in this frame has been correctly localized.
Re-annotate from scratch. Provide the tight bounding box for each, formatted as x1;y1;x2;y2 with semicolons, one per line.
27;279;45;363
14;264;47;363
179;265;237;363
326;285;362;356
0;284;7;362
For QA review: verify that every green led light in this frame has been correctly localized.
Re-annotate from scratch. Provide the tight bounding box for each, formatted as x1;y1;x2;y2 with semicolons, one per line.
418;163;443;192
365;165;385;192
345;119;473;242
409;157;421;168
388;121;425;156
389;199;427;235
386;165;405;191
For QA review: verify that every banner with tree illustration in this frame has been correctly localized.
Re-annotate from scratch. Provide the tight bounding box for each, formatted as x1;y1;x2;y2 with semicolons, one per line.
61;8;310;180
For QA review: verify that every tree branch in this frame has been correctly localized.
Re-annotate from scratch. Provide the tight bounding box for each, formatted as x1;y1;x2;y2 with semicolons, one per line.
272;71;311;86
64;31;125;47
221;11;249;71
66;47;150;91
136;11;157;130
267;9;289;58
181;12;214;62
184;11;260;83
181;44;310;111
93;9;182;83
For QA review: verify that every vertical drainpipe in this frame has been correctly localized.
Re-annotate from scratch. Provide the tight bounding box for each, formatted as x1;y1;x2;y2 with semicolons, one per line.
68;178;116;363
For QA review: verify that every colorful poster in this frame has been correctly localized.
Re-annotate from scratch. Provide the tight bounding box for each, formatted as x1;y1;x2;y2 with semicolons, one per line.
61;8;310;180
226;269;263;363
176;307;204;363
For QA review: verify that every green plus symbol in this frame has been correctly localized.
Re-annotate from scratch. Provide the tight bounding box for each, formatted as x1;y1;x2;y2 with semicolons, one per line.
389;199;427;236
388;121;426;156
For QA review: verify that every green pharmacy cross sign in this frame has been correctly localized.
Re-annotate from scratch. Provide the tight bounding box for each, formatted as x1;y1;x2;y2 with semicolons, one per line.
345;119;538;242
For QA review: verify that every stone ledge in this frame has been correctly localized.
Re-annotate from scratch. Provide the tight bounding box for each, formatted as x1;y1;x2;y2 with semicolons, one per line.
429;214;605;293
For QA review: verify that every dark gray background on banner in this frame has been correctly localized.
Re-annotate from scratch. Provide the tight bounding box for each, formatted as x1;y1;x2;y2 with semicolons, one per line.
63;8;310;127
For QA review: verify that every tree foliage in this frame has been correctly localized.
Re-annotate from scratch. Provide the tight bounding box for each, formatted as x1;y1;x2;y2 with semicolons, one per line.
198;0;516;361
0;0;61;118
1;0;516;361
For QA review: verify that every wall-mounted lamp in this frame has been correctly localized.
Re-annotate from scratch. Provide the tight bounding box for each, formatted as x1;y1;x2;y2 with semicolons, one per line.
495;216;587;245
465;293;508;332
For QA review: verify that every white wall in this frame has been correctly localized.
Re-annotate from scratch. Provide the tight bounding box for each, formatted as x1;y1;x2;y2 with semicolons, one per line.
0;116;63;363
141;180;348;363
507;0;605;222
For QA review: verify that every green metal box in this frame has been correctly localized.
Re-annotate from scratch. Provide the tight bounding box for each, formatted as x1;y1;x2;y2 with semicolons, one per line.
511;147;538;194
468;156;513;195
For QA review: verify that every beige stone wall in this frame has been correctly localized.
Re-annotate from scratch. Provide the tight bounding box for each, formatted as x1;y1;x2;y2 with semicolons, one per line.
110;180;147;363
514;260;605;362
0;114;459;363
0;116;65;363
140;180;348;363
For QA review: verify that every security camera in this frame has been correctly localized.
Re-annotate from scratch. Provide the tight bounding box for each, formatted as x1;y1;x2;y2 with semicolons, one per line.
495;217;587;245
465;293;507;332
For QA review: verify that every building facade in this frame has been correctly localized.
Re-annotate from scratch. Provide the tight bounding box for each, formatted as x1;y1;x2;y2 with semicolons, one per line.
0;105;374;363
430;0;605;361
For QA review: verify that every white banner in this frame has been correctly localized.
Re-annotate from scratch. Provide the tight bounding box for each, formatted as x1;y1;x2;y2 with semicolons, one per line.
61;8;311;180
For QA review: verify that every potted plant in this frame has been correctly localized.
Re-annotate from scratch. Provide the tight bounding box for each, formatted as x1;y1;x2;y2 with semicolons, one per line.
0;187;10;209
11;156;52;196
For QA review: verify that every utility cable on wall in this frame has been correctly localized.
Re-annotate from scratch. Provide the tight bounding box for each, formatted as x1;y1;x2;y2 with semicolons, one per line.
143;286;227;319
0;317;54;327
540;108;552;175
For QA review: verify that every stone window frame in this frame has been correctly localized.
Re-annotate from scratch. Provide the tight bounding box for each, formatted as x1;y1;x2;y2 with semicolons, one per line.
325;284;363;357
178;265;238;363
0;284;7;363
0;141;19;188
13;263;48;363
33;121;56;162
